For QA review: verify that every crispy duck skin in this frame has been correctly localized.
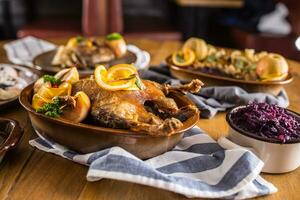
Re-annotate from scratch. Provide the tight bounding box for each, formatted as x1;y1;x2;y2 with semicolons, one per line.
72;78;203;136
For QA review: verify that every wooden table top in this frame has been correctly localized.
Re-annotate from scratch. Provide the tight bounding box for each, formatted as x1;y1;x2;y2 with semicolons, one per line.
175;0;244;8
0;38;300;200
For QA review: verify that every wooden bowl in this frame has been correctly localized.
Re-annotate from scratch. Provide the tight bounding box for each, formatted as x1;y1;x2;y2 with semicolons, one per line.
19;83;199;159
0;118;23;163
166;56;293;96
33;49;137;75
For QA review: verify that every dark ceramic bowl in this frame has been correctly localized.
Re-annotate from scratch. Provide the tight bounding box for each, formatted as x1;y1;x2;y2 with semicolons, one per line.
19;83;199;159
0;118;23;163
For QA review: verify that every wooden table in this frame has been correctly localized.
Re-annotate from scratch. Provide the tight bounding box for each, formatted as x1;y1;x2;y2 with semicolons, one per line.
176;0;244;8
0;38;300;200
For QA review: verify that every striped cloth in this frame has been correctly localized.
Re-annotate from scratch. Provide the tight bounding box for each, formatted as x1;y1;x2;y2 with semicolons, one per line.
4;36;150;70
4;36;56;67
29;127;277;199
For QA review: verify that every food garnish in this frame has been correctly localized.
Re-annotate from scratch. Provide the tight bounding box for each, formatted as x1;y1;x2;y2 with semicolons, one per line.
76;35;84;43
32;82;72;110
43;75;62;87
36;97;62;117
231;102;300;143
105;33;123;41
182;37;208;60
32;67;90;122
94;64;144;91
172;49;195;67
105;33;127;58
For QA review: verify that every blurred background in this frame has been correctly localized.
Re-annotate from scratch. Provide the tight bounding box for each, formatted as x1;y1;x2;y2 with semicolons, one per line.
0;0;299;60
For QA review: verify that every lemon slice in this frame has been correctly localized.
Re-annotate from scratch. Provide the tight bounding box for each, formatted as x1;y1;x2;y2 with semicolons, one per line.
260;73;288;82
172;49;195;67
94;64;139;91
183;37;208;60
66;37;78;48
32;94;52;110
106;64;137;80
37;82;72;99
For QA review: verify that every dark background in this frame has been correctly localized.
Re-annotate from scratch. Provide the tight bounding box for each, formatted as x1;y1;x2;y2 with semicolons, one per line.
0;0;299;60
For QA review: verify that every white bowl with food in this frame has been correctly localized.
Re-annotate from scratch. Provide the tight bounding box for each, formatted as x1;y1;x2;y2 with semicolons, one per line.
0;63;39;109
225;103;300;173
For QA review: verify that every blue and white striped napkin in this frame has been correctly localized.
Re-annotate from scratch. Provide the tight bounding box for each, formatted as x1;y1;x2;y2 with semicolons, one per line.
29;127;277;199
4;36;150;70
4;36;56;67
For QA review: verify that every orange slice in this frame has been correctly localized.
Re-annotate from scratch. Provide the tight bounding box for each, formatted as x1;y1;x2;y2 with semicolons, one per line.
172;49;196;67
183;37;208;60
94;64;139;91
32;93;52;110
66;37;78;48
37;82;72;100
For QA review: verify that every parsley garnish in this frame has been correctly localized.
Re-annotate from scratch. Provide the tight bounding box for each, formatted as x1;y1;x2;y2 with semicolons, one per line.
176;54;185;63
106;33;123;41
244;64;256;72
135;76;145;90
234;59;245;69
43;75;62;86
111;73;145;90
76;35;84;43
36;98;62;117
206;55;217;62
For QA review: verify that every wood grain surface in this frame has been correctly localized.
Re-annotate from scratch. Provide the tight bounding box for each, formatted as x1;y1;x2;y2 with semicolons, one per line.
0;38;299;200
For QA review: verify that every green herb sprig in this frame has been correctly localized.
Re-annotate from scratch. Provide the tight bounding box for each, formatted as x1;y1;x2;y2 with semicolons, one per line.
76;35;84;43
43;75;62;86
135;76;145;90
110;73;145;90
106;33;123;41
36;98;62;117
206;55;217;62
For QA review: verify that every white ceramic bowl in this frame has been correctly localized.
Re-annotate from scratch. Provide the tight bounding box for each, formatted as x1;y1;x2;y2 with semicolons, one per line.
225;106;300;174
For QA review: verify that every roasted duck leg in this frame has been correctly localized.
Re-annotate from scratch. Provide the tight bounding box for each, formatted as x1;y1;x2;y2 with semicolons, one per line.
72;78;203;136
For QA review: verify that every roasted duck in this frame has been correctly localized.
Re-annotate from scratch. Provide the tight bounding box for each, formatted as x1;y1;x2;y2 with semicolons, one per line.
72;77;203;136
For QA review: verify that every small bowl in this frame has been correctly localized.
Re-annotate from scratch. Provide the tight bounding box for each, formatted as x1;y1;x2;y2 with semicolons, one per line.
0;118;23;163
19;83;199;159
0;63;40;110
226;106;300;173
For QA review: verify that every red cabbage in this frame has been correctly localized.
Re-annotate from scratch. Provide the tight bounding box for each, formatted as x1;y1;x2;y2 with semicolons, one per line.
230;102;300;143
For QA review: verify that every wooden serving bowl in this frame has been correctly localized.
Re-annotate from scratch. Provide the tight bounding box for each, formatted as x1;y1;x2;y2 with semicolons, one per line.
166;56;293;96
19;83;199;159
